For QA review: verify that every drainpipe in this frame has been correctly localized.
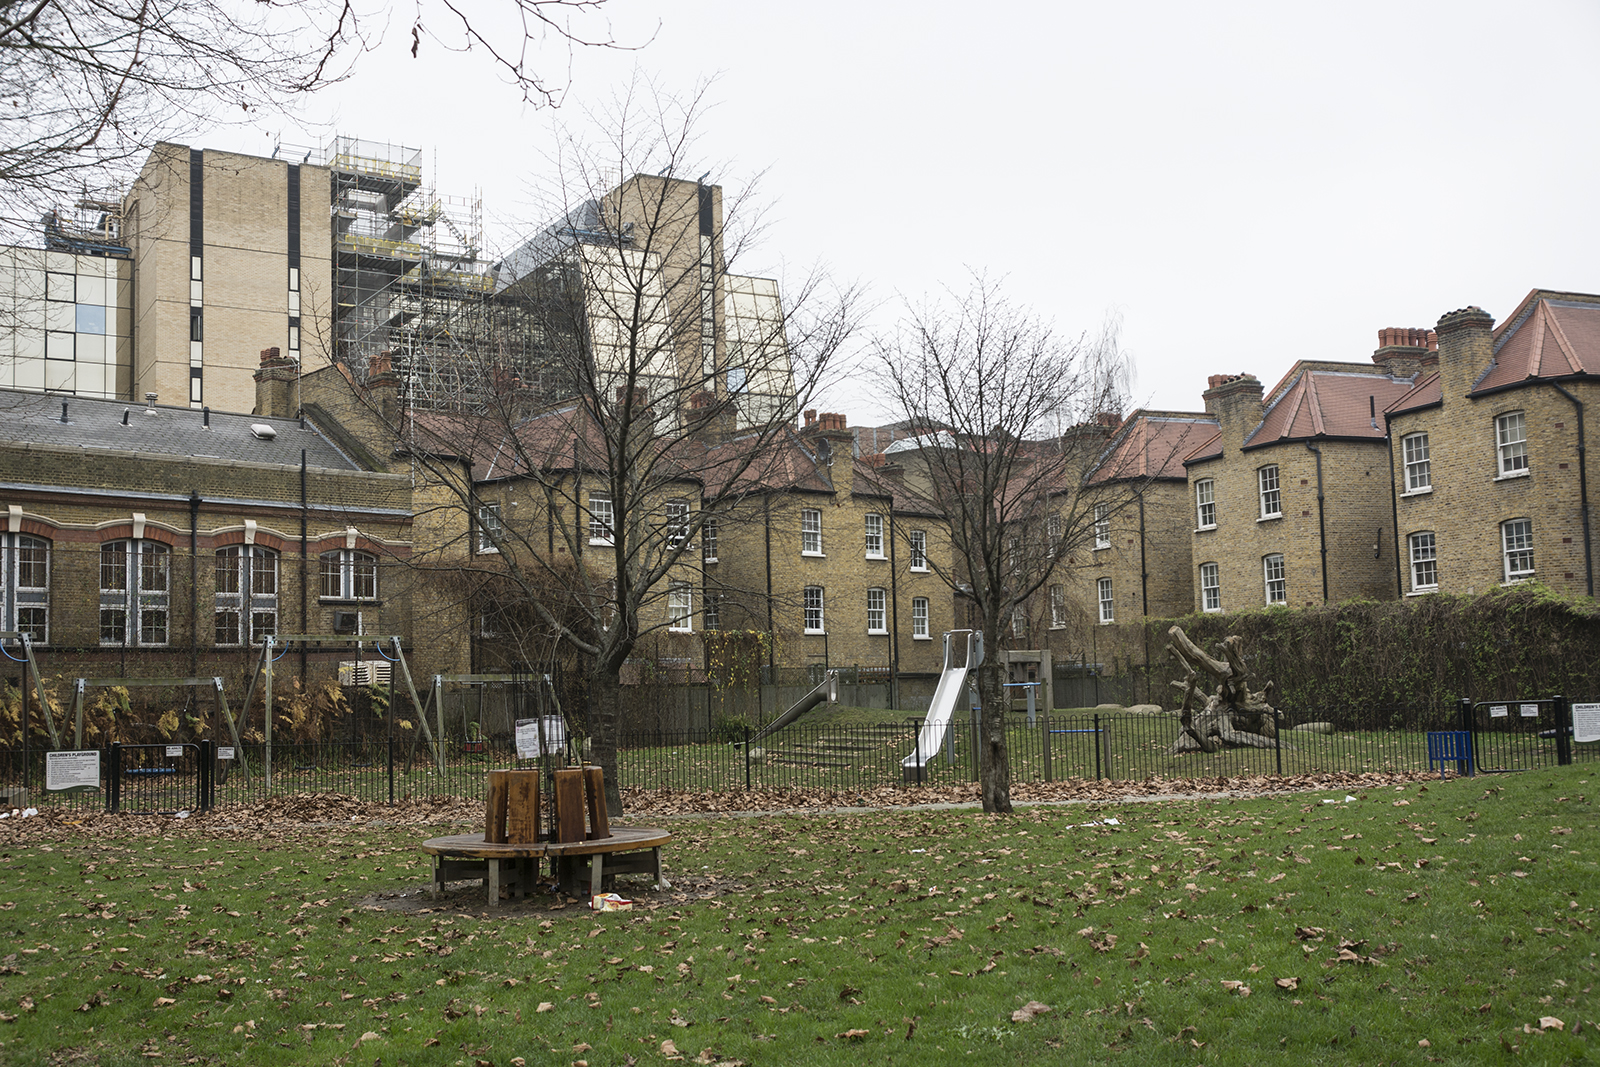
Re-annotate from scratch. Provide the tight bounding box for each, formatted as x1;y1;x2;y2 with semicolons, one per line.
1549;382;1593;596
300;449;309;684
189;491;200;677
888;509;900;710
1137;492;1149;616
1385;420;1403;598
1304;440;1329;603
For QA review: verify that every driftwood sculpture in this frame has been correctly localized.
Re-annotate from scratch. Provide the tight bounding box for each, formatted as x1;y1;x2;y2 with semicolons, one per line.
1166;626;1282;754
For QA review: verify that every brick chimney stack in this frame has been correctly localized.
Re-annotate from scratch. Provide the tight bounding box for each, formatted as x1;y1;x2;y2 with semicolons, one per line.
365;350;403;424
253;346;300;418
1201;373;1265;454
1371;326;1439;380
1434;307;1496;402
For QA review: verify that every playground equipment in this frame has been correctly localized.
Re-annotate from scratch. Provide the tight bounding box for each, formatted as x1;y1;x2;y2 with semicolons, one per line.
902;629;983;781
751;670;839;743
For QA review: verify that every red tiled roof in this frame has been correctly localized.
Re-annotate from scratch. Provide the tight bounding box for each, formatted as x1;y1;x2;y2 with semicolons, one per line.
1183;427;1223;465
1087;411;1218;484
1245;369;1415;447
1476;293;1600;393
1385;371;1442;416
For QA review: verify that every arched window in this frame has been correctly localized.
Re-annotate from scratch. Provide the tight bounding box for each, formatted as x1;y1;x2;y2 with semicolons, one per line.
1;534;49;643
100;540;169;645
320;549;377;600
216;546;279;645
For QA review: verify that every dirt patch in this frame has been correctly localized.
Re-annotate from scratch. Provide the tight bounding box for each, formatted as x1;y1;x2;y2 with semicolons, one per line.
356;872;742;918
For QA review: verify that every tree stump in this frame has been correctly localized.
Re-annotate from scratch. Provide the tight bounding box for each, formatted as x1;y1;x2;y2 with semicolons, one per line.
485;769;540;844
1165;626;1285;755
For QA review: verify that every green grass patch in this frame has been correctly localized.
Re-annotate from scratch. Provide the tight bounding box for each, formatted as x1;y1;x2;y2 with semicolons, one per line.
0;767;1595;1064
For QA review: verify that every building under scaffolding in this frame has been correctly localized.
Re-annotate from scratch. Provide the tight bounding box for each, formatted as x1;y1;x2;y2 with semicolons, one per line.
325;137;504;409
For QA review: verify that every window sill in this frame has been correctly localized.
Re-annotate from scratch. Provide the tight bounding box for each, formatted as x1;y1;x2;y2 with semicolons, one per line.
477;546;500;555
910;565;929;573
867;629;888;636
588;538;613;547
668;626;692;634
865;553;886;561
1399;487;1433;498
801;551;825;559
1203;606;1223;614
1257;514;1283;524
913;634;931;641
1195;524;1217;533
1502;576;1534;586
703;557;719;565
319;598;380;606
1098;619;1115;626
1049;623;1066;631
1093;543;1110;552
1494;469;1531;482
804;628;826;636
1406;586;1439;597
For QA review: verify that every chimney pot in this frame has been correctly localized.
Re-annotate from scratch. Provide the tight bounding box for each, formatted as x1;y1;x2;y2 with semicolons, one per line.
804;409;817;427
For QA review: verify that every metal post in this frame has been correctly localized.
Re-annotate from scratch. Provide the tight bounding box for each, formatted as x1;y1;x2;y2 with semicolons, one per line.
1026;684;1036;727
1553;694;1573;767
1458;696;1475;777
744;725;752;791
264;638;274;793
1041;712;1052;783
1093;713;1102;781
199;739;213;812
108;742;121;814
1273;708;1283;776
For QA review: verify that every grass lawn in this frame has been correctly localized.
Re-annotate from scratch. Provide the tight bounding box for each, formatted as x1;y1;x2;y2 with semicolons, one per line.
0;766;1595;1065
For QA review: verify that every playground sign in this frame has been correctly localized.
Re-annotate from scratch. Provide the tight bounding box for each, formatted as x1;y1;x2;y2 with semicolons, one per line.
45;750;100;793
1574;703;1600;744
515;716;567;759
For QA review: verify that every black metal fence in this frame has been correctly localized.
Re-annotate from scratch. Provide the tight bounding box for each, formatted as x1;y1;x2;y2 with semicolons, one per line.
2;695;1594;813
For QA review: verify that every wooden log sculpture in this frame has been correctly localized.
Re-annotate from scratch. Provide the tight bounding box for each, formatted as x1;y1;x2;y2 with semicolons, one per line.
1165;626;1283;754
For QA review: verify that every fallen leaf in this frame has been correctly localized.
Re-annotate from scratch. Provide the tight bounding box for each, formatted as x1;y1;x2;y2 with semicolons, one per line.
537;1002;554;1013
837;1029;869;1040
1539;1017;1565;1031
1011;1000;1053;1022
661;1038;683;1060
359;1031;381;1043
1275;977;1300;991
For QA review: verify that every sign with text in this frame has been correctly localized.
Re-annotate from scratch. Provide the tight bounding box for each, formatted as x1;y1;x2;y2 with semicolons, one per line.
1520;704;1540;719
515;716;567;760
45;750;101;793
218;747;236;761
1573;703;1600;744
1490;705;1509;718
165;745;183;757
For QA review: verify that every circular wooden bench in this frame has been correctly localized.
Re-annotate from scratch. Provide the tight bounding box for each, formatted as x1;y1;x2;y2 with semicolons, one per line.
420;825;671;903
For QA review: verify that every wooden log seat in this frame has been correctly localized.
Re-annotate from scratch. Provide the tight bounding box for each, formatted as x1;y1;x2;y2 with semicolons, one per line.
420;826;672;904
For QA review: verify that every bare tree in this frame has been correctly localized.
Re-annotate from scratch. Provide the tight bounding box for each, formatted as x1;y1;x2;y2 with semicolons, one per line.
323;83;859;812
0;0;635;236
869;276;1127;813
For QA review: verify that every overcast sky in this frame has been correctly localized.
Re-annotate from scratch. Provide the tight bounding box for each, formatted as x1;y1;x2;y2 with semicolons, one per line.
225;0;1600;423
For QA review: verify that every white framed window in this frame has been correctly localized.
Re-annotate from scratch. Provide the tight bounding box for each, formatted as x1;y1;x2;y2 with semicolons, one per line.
866;587;887;633
864;513;884;559
1496;412;1528;476
100;540;169;646
803;586;825;634
1263;554;1287;604
702;590;721;631
909;529;927;571
1258;466;1282;519
215;546;278;646
1097;577;1114;623
1408;532;1438;591
588;495;614;545
320;549;377;601
702;518;719;563
668;582;693;632
1093;504;1110;549
1;534;49;644
911;596;929;639
1012;606;1027;638
1195;479;1216;529
1049;583;1066;628
1047;513;1062;542
477;503;502;554
801;508;823;555
666;500;690;549
1402;433;1432;493
1502;518;1534;582
1200;562;1221;612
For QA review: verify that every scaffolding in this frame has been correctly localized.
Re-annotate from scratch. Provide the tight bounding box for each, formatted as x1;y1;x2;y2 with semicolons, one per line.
324;136;497;407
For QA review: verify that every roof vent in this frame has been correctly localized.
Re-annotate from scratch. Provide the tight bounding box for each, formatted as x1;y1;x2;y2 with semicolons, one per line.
249;423;278;440
143;392;158;415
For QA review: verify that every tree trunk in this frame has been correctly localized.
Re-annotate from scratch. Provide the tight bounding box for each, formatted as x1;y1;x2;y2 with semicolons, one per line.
976;658;1012;814
587;671;625;817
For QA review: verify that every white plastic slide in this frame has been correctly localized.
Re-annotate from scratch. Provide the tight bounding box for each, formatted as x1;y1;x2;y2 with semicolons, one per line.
902;630;984;777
